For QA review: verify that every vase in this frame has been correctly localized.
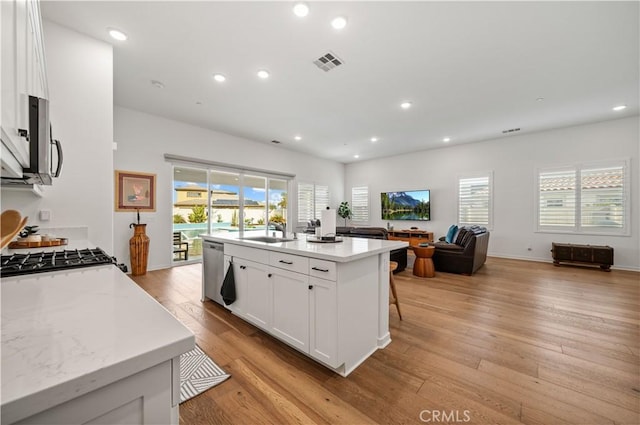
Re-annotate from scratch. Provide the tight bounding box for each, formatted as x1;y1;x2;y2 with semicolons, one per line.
129;224;150;276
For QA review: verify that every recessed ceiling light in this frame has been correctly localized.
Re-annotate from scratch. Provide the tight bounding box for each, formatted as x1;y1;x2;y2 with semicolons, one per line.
150;80;164;89
612;105;627;111
536;97;545;102
331;16;348;30
293;2;309;17
257;69;270;79
107;28;127;41
443;137;451;142
400;101;412;109
212;73;226;83
354;154;359;159
294;135;302;141
370;137;378;142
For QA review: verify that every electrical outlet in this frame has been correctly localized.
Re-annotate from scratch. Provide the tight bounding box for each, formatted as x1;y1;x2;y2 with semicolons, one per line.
39;210;51;221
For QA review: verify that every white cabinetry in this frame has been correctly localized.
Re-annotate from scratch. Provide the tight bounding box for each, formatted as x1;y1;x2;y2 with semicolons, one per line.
309;276;338;367
270;267;310;352
224;245;339;368
239;258;270;330
13;359;178;425
216;239;389;377
1;0;48;170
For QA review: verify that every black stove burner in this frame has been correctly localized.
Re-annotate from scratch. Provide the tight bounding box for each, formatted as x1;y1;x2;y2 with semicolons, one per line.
1;248;127;278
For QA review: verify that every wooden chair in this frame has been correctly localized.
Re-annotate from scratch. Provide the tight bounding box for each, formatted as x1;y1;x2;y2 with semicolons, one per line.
173;231;189;261
389;261;402;320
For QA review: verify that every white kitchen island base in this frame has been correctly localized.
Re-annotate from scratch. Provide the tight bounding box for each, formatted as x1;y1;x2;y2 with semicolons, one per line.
1;265;194;425
202;234;407;377
12;359;179;425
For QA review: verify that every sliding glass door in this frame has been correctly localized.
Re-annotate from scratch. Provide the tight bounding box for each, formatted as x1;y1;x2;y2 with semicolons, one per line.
172;166;208;262
209;170;241;233
172;164;291;264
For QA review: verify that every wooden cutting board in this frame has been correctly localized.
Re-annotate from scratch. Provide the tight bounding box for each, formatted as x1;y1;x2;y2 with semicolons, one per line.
8;239;68;249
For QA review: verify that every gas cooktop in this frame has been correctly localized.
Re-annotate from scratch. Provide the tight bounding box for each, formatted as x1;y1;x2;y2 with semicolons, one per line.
0;248;127;278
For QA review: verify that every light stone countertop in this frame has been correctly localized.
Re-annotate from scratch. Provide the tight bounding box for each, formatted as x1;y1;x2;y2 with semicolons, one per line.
1;264;195;424
201;232;408;262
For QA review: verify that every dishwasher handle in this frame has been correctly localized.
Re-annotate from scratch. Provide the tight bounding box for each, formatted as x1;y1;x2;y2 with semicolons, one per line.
204;241;224;251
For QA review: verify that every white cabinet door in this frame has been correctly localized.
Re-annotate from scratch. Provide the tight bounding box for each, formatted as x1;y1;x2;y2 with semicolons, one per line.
270;267;310;352
309;276;338;367
243;260;271;330
25;0;47;99
1;0;30;167
228;257;270;330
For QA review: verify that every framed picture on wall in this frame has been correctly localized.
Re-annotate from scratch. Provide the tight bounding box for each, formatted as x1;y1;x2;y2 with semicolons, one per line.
115;170;156;212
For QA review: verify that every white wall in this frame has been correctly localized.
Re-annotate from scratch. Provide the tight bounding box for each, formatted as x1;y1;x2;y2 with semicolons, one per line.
113;107;344;271
1;21;114;251
345;116;640;270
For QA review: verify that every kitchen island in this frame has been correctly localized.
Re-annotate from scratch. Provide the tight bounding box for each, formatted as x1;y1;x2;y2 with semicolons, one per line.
201;233;408;376
1;264;194;424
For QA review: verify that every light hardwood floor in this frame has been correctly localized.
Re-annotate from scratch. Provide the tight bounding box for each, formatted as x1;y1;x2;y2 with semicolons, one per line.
131;257;640;425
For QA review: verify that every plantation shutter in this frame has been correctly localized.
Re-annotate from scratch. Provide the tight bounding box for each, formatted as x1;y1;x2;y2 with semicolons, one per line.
580;164;625;230
458;174;491;226
314;185;330;219
537;169;577;229
297;183;314;222
351;186;369;224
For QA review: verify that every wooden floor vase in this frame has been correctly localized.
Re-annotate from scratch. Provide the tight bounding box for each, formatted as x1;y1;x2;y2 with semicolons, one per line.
129;224;150;276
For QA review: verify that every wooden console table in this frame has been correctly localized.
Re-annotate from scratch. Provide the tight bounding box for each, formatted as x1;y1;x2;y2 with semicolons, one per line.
388;230;434;247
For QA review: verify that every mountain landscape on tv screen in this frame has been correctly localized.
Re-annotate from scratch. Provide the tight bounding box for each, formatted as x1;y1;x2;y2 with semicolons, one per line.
381;191;430;221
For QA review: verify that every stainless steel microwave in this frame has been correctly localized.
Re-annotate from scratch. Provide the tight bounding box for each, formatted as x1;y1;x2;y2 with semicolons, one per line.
1;96;63;186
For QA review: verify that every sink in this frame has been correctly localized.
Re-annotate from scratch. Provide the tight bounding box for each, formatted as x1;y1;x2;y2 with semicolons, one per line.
241;236;294;243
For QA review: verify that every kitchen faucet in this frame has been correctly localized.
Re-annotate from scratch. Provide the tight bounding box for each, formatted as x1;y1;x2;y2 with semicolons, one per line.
269;221;286;238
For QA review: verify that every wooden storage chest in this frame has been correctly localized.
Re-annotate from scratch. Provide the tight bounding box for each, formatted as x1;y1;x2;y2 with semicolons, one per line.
551;242;613;271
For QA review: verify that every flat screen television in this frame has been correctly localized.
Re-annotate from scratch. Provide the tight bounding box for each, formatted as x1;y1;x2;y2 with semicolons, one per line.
381;190;430;221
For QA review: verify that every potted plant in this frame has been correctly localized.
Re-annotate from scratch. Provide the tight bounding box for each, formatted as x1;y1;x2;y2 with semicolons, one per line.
337;201;352;226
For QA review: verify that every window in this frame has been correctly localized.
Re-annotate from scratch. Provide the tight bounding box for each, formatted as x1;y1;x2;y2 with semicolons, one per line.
351;186;369;224
458;173;492;227
297;183;329;223
537;160;628;234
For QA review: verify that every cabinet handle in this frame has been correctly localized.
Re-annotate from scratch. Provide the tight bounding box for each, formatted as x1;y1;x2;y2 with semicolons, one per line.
268;273;273;278
308;285;313;290
278;260;293;265
311;267;329;272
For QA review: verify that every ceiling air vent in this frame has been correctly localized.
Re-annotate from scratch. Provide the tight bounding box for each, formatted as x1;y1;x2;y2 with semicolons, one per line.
502;127;521;134
313;51;344;72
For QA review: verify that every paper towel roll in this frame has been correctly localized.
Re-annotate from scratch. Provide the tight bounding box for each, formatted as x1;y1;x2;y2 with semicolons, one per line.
320;208;336;236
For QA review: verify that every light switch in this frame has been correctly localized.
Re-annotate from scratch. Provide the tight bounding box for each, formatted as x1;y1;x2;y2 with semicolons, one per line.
39;210;51;221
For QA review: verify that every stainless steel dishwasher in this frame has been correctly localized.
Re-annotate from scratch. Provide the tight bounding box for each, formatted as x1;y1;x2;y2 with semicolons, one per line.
203;240;224;305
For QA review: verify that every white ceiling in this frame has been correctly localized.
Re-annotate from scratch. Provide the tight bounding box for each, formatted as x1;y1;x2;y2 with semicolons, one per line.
41;1;639;164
